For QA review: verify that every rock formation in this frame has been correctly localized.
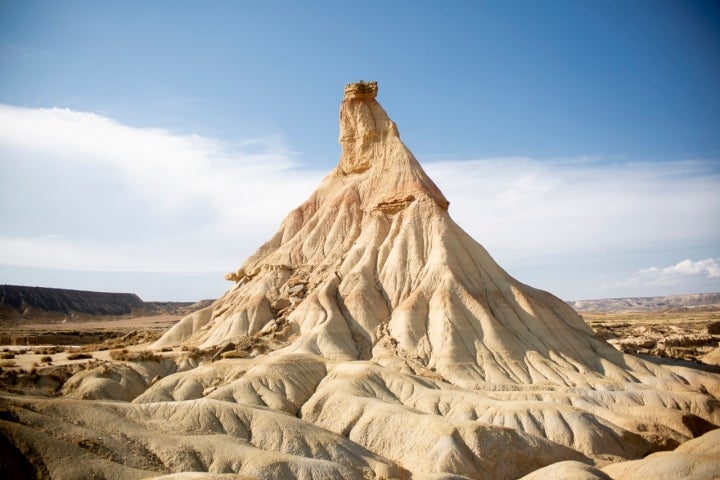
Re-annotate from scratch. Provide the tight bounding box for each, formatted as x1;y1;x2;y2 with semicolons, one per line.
0;284;208;322
568;293;720;312
0;284;145;319
1;81;719;479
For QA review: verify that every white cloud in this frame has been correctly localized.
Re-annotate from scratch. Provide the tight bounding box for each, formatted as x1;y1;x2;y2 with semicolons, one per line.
0;104;323;274
635;258;720;286
424;157;720;266
600;258;720;299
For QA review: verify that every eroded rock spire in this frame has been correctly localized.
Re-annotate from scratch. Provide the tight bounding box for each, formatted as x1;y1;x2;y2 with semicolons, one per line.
336;80;449;210
338;80;396;175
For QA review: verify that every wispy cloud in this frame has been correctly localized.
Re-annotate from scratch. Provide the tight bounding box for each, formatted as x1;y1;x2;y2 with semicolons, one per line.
601;257;720;298
0;104;323;274
0;42;51;60
425;157;720;264
635;258;720;285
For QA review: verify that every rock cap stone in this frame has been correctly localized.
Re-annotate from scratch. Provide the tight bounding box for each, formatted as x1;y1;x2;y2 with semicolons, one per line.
344;80;378;100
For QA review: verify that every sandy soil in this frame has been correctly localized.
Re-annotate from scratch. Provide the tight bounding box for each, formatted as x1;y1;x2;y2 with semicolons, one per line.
2;309;718;369
1;313;184;331
0;313;184;369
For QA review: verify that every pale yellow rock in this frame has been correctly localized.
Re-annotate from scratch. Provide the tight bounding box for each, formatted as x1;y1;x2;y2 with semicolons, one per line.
61;357;177;401
155;81;718;401
0;394;407;480
517;460;612;480
148;80;720;477
701;345;720;366
602;429;720;480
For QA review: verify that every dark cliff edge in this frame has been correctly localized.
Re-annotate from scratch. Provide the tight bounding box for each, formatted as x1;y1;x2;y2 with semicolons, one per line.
0;285;145;319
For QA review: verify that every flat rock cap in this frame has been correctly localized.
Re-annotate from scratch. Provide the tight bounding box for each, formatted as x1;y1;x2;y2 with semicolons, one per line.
344;80;378;100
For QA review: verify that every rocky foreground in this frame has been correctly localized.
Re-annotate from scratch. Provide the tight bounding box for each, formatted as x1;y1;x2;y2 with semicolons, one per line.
1;82;719;479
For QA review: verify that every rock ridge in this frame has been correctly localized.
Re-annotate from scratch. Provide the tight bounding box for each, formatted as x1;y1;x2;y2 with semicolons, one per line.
0;284;144;318
4;82;717;480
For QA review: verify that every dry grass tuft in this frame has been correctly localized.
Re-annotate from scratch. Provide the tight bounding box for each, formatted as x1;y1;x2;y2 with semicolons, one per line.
79;330;164;353
34;346;66;355
109;349;160;362
67;352;93;360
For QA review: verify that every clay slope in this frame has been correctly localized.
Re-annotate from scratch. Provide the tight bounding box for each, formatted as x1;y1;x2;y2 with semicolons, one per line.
2;81;719;480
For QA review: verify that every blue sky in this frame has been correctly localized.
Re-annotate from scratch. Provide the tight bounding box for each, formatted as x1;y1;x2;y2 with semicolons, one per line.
1;0;719;301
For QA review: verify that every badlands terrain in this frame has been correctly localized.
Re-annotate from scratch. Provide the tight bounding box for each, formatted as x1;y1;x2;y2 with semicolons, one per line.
1;81;719;479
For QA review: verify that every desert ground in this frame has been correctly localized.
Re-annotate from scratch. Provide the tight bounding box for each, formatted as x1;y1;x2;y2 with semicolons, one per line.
584;307;720;366
2;306;718;370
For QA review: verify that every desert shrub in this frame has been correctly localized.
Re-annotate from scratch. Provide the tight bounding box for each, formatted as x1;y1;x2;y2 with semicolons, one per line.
40;356;52;363
185;347;202;359
133;350;161;362
0;360;17;368
34;346;65;355
67;352;93;360
0;352;15;359
78;330;163;353
109;349;160;362
160;347;172;352
109;348;129;360
180;345;203;357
